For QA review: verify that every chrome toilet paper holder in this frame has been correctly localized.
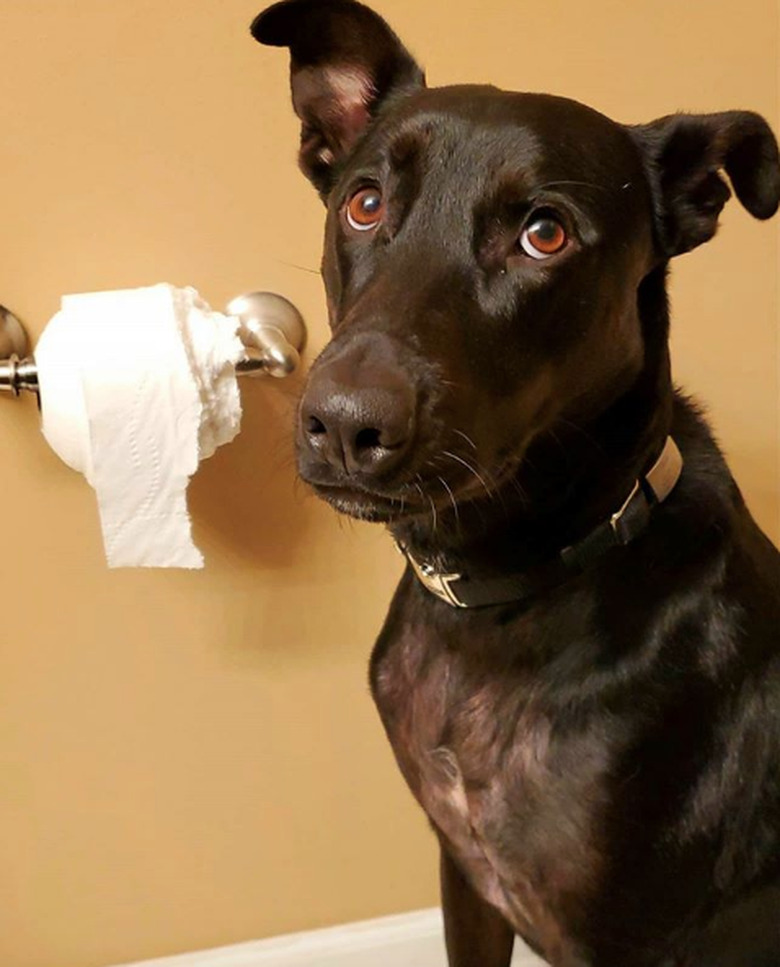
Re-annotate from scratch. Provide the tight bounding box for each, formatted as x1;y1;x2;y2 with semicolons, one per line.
0;291;307;397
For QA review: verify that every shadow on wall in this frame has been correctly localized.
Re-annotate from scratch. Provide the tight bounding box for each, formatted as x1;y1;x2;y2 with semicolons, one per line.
188;370;318;571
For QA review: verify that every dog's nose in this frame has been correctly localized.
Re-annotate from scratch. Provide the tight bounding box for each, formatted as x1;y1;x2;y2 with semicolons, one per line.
300;365;416;478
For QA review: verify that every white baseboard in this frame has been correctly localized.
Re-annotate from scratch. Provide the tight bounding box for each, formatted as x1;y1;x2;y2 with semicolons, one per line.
112;908;545;967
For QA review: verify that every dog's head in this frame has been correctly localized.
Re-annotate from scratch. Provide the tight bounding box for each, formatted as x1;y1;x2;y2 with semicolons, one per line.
252;0;779;527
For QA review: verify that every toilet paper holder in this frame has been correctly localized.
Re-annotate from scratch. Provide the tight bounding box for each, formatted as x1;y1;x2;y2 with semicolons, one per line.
0;291;307;397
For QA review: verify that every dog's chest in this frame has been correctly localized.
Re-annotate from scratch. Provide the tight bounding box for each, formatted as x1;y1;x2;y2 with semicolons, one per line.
371;612;611;952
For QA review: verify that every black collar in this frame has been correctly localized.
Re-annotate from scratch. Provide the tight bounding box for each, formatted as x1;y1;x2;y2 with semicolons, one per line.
396;436;683;609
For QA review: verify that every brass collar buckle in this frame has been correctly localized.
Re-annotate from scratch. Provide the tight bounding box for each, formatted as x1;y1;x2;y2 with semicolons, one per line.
399;545;467;608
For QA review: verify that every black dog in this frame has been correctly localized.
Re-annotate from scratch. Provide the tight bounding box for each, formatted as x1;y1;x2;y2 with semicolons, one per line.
251;2;780;964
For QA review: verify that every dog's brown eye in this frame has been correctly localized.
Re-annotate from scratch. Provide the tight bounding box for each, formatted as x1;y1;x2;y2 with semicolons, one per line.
345;187;384;231
519;216;567;259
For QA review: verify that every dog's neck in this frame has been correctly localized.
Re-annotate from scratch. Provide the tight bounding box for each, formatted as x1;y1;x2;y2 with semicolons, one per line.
390;268;675;575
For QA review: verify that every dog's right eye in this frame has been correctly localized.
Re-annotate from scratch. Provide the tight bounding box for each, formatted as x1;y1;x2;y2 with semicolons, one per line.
518;215;568;259
345;187;384;232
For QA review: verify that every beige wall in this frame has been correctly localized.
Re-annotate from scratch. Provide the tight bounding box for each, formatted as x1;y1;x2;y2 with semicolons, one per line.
0;2;777;966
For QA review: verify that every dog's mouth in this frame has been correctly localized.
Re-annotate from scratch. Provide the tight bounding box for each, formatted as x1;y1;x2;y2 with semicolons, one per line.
303;451;524;525
310;483;411;522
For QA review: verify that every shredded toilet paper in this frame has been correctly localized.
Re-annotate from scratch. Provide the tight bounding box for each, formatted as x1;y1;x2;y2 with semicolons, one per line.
35;284;245;569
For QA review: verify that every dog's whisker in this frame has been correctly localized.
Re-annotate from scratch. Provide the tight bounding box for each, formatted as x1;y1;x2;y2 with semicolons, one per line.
427;493;439;533
411;478;438;533
438;475;461;528
273;258;321;276
453;428;478;451
442;449;494;500
506;475;531;508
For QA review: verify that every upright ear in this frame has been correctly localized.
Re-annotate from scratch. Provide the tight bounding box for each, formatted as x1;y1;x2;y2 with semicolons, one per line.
631;111;780;257
251;0;425;197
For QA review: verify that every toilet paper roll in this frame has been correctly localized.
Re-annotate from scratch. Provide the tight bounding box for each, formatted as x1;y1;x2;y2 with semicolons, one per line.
35;284;244;568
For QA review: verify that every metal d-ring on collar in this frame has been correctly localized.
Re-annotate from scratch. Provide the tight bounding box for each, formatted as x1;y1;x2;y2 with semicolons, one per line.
399;436;684;609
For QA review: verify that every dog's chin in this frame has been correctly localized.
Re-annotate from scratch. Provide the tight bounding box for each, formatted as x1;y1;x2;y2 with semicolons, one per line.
308;483;413;523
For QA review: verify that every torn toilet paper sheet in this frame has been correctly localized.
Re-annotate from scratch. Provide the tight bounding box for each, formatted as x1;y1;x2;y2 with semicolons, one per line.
35;284;245;569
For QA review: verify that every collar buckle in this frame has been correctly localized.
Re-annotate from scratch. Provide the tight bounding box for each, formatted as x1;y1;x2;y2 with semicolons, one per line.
398;544;467;607
609;436;683;545
609;479;642;544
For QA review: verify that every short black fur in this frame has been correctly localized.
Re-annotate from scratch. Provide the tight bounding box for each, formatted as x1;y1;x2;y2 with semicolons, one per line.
251;3;780;964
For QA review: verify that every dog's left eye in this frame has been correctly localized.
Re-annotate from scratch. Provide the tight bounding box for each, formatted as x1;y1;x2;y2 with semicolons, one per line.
345;187;385;231
518;216;568;259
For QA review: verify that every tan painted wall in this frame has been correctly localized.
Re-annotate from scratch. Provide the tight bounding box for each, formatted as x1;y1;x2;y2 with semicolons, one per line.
0;2;776;966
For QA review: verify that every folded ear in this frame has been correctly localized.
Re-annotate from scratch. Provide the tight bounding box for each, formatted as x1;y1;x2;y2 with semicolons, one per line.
251;0;425;197
631;111;780;257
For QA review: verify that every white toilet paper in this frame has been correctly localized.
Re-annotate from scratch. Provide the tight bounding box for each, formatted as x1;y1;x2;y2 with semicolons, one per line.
35;284;244;568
